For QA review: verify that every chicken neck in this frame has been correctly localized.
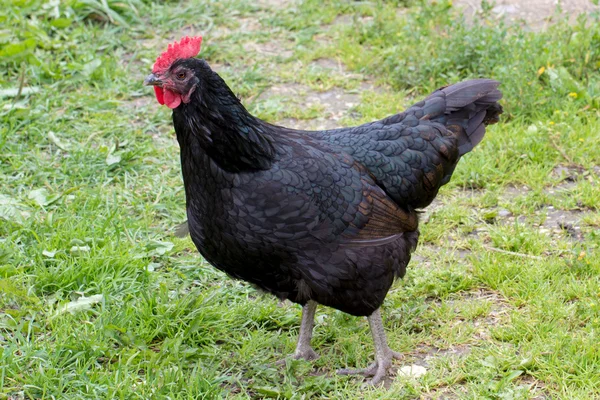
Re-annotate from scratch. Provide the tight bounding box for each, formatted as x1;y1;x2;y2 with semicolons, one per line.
172;72;277;174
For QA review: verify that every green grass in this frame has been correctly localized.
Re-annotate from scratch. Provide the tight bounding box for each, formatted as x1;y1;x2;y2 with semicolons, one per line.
1;0;600;398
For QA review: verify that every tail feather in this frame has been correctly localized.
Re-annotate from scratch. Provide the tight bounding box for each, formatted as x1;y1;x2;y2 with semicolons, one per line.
431;79;503;156
458;109;487;155
441;79;502;110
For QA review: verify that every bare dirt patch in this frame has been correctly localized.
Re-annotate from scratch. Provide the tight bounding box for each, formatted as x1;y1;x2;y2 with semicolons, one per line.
121;96;152;110
409;343;472;373
454;0;600;30
490;181;592;240
311;58;343;70
308;57;377;87
257;83;309;100
305;88;361;118
210;16;265;43
498;184;532;201
422;385;470;400
539;208;585;239
246;39;294;58
276;117;341;131
257;82;379;130
330;14;374;27
484;204;588;241
550;164;600;188
256;0;298;8
236;17;263;32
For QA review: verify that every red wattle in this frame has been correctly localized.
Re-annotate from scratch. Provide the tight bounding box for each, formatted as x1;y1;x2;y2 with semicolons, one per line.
154;86;165;105
164;89;182;109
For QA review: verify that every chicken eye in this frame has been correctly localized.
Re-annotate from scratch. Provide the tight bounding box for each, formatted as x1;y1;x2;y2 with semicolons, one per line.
176;72;186;80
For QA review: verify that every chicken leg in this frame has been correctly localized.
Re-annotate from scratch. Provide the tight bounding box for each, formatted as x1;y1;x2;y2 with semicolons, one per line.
338;308;402;385
292;300;319;360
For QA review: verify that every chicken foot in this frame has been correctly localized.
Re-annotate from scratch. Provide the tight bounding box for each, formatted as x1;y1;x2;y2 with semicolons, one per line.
337;308;402;385
292;300;319;360
276;300;319;365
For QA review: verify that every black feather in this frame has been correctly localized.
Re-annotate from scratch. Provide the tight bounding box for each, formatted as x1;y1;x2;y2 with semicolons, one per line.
164;58;502;316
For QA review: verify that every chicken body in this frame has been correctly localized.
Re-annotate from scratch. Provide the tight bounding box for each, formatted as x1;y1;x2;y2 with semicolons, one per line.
176;111;421;317
146;57;502;384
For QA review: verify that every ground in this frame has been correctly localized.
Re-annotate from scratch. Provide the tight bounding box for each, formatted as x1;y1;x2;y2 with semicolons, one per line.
1;0;599;399
454;0;600;30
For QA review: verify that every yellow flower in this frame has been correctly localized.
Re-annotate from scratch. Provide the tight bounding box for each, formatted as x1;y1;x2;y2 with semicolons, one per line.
568;92;578;98
537;66;545;76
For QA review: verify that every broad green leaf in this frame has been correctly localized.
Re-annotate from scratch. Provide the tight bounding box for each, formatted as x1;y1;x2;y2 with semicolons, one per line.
106;153;121;166
146;240;174;256
55;294;104;315
0;38;36;58
50;18;72;28
0;87;40;98
48;131;71;150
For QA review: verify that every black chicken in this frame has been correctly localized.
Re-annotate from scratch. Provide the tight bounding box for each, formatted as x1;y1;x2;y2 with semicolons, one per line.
144;36;502;384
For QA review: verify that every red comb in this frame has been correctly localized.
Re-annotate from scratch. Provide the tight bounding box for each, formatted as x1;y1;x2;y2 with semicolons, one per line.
152;36;203;74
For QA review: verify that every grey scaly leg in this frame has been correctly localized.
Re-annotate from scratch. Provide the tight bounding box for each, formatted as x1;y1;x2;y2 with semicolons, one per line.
338;308;402;385
292;300;319;360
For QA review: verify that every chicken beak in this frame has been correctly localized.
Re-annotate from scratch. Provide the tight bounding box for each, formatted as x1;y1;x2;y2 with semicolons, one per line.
144;73;163;87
